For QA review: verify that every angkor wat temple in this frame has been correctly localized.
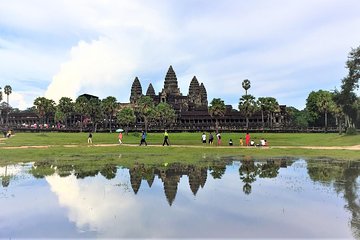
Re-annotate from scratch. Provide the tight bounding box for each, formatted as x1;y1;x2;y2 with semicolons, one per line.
128;65;287;131
6;65;288;131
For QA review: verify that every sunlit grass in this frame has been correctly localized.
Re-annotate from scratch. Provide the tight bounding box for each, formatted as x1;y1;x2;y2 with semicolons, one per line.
0;132;359;166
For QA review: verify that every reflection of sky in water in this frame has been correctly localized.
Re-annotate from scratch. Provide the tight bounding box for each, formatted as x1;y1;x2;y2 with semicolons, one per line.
0;159;357;238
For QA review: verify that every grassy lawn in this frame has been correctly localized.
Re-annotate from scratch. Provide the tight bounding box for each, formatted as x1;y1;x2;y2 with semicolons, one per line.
0;132;359;166
1;131;360;147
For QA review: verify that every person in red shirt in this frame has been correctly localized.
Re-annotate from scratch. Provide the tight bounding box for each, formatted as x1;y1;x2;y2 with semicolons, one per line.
245;133;251;146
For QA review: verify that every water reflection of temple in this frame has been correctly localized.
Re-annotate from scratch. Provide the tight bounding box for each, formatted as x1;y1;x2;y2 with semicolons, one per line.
129;163;208;206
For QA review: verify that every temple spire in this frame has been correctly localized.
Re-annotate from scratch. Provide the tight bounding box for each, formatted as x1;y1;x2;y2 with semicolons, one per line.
200;82;208;106
146;83;156;97
163;65;180;96
130;77;142;103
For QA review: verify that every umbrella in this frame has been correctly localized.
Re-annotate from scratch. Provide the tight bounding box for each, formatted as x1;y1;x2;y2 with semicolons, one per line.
116;129;124;133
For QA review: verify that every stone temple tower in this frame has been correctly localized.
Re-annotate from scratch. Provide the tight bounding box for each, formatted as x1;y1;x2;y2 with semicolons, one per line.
199;82;208;106
130;77;143;104
161;65;181;97
188;76;202;105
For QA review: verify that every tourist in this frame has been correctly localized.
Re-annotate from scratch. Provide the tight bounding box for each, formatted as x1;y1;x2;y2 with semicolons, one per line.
201;132;206;144
216;132;221;145
209;132;214;145
229;139;233;146
140;131;147;146
88;131;93;144
163;130;170;146
118;132;123;144
239;137;243;146
245;133;251;146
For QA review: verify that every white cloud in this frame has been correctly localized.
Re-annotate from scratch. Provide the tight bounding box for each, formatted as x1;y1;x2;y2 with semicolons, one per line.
1;0;360;109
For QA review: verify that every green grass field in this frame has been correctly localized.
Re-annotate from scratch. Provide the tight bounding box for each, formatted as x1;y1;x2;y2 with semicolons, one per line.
0;132;359;166
2;131;360;147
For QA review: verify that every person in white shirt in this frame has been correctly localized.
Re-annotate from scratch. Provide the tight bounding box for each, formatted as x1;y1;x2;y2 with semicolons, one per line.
201;133;206;144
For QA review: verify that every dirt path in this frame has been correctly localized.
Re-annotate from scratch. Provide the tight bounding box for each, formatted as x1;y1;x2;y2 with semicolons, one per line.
1;143;360;150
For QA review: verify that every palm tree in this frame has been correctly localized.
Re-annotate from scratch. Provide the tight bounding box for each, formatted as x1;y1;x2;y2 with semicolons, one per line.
75;96;90;132
33;97;56;125
88;98;102;132
116;107;136;134
257;97;266;128
316;90;336;132
57;97;74;127
258;97;279;128
238;94;258;129
4;85;12;125
155;102;176;128
136;96;156;132
4;85;12;105
101;96;118;132
242;79;251;95
209;98;226;133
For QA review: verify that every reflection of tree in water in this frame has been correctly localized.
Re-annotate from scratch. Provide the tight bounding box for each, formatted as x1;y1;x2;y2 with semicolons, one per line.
209;165;226;179
27;161;118;180
239;158;288;195
307;160;360;239
239;160;258;195
100;164;117;180
1;166;10;187
29;161;56;179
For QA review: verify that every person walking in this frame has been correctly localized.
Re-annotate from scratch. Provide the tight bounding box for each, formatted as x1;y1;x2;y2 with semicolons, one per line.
140;131;148;146
209;132;214;145
163;130;170;146
118;132;123;144
88;131;93;144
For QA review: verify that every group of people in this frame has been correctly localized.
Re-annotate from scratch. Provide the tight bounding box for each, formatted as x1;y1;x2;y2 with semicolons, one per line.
201;132;222;145
201;132;268;147
118;130;170;146
243;132;268;147
89;130;267;147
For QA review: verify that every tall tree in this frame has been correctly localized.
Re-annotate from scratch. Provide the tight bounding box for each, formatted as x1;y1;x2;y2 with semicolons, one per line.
337;46;360;128
306;90;336;130
116;107;136;134
155;102;176;128
88;98;102;132
316;91;336;132
209;98;226;133
4;85;12;105
0;87;2;124
101;96;118;132
258;97;279;128
242;79;251;95
136;96;156;132
57;97;74;127
4;85;12;125
239;94;258;129
33;97;56;125
75;96;90;132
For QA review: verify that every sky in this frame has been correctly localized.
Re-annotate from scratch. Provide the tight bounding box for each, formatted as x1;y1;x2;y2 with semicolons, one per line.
0;0;360;110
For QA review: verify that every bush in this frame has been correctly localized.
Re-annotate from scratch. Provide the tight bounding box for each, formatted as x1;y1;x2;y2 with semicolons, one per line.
346;127;357;135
